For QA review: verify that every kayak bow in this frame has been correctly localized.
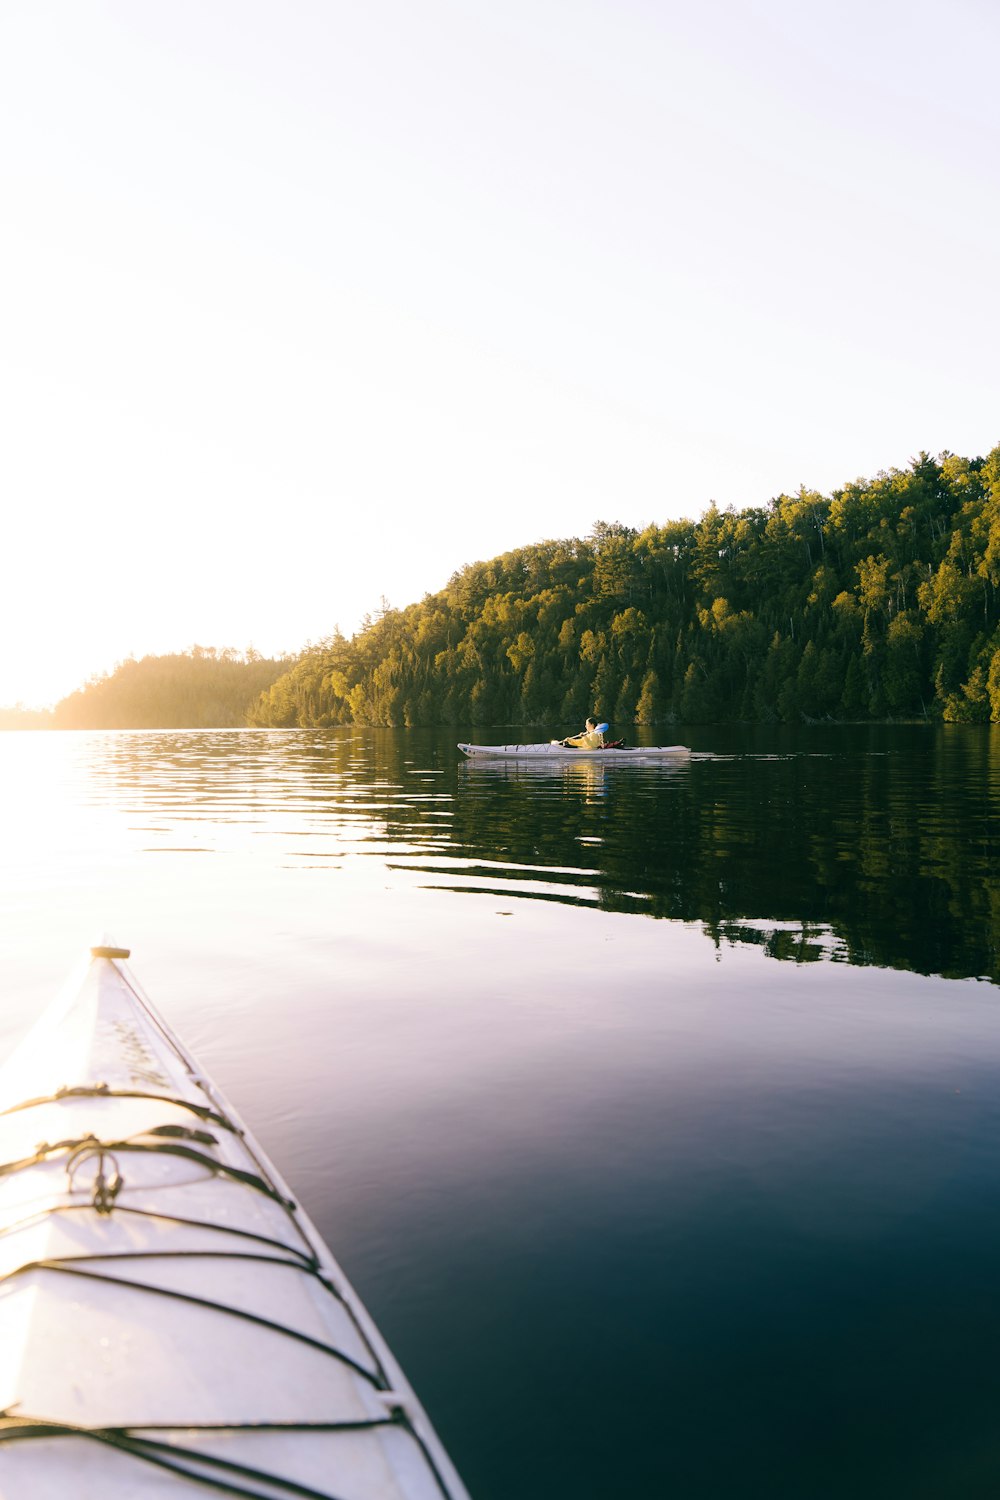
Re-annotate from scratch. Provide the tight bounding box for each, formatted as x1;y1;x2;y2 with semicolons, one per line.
0;946;470;1499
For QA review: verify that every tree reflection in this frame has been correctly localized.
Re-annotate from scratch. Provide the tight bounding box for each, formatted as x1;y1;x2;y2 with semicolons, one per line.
81;725;1000;985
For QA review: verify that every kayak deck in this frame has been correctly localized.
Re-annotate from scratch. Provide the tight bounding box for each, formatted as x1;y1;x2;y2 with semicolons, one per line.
458;741;689;760
0;948;468;1499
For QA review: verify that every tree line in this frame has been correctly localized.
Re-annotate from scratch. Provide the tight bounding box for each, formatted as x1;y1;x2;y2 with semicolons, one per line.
52;647;288;729
249;445;1000;728
5;444;998;731
0;705;53;729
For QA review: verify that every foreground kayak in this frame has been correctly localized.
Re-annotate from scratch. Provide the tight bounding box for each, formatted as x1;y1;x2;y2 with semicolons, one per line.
0;947;470;1500
458;741;689;760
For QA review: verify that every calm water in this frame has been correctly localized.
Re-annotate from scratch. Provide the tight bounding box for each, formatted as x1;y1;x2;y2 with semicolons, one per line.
1;724;999;1497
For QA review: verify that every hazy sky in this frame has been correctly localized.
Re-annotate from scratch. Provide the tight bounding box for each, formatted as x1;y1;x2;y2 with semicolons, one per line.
1;0;997;707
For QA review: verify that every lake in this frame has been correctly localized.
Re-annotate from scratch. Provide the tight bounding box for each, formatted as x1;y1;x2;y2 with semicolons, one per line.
1;724;999;1497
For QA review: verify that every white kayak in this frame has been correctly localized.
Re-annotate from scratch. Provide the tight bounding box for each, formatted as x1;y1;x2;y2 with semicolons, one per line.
0;946;470;1500
458;741;689;760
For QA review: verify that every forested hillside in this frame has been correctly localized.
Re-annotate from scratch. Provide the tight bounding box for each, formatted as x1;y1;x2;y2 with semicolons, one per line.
249;446;1000;728
54;648;288;729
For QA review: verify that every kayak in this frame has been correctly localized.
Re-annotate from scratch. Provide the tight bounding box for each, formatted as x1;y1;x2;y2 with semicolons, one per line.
0;946;470;1500
458;741;689;760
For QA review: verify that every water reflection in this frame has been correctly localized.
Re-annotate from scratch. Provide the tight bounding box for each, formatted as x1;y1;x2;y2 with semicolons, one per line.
444;728;999;983
20;724;1000;984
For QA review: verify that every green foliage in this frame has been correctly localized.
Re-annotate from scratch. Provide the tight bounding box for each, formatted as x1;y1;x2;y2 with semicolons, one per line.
248;444;1000;728
54;647;288;729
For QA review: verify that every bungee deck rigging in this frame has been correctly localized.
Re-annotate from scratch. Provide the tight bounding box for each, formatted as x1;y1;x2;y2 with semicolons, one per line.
0;947;469;1499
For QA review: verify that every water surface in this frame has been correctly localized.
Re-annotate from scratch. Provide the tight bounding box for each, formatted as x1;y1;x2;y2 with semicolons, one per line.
1;724;998;1497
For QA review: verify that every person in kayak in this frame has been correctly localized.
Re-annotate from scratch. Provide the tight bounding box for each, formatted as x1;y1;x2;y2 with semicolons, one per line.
559;717;605;749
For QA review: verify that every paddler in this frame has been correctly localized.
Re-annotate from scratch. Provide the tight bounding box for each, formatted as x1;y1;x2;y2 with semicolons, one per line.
558;716;605;749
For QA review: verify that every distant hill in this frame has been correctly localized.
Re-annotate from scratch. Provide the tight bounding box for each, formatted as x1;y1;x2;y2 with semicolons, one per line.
53;647;289;729
0;705;54;729
248;445;1000;728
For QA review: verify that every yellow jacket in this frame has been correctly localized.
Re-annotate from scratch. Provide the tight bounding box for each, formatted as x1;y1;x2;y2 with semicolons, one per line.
563;728;604;749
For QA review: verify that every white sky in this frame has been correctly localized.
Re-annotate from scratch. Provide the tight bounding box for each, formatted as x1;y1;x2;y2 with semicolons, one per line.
1;0;997;707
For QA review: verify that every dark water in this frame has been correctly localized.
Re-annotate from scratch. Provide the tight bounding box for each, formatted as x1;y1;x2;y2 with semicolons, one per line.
455;723;1000;981
1;724;999;1497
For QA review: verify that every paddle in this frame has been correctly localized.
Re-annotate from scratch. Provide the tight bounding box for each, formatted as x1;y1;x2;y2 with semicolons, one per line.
555;721;610;747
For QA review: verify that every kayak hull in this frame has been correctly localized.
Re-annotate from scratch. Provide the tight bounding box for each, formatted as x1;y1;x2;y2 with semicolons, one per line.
458;741;689;760
0;949;469;1499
